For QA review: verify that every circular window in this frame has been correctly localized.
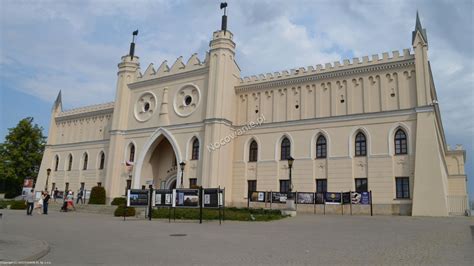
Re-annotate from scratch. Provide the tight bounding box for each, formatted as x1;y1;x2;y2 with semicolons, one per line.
184;95;192;106
144;102;150;112
134;92;157;122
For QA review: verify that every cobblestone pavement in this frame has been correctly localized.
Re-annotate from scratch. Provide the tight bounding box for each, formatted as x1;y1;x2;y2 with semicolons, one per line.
1;209;473;265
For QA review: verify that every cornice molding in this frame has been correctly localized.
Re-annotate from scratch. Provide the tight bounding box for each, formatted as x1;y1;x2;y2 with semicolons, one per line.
235;59;415;93
129;67;209;89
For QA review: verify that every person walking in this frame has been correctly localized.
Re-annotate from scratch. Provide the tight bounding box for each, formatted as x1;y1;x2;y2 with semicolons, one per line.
76;189;84;204
66;191;76;211
25;189;35;215
53;187;59;203
43;191;50;214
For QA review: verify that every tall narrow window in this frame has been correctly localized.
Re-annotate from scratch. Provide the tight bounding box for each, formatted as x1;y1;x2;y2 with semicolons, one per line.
191;139;199;160
54;155;59;171
396;177;410;199
82;153;88;170
67;154;73;171
248;180;257;194
249;140;258;162
394;129;408;155
355;132;367;156
355;178;368;193
129;144;135;162
279;180;290;193
316;135;327;159
280;137;291;160
316;179;327;193
189;178;197;188
99;152;105;170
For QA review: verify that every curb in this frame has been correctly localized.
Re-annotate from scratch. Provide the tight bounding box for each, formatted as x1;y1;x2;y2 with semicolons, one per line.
21;240;50;262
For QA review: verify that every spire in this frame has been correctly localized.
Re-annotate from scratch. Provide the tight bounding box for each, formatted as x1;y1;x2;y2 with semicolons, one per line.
220;2;228;32
53;90;62;112
412;11;428;45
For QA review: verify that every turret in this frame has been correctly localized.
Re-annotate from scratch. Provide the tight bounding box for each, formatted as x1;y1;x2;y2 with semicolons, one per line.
46;90;62;145
412;12;431;106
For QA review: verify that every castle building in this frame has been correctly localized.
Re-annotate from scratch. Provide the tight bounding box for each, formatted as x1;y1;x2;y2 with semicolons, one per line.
35;11;468;216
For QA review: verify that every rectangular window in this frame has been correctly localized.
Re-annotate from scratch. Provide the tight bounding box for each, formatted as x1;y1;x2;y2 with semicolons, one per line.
279;179;290;193
80;182;85;190
189;178;197;188
396;177;410;199
355;178;368;193
316;179;327;193
65;182;69;192
247;180;257;194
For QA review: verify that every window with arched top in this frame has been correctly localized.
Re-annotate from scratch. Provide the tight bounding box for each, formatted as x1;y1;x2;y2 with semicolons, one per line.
67;154;73;171
316;135;327;159
54;155;59;171
355;132;367;157
249;140;258;162
394;129;408;155
99;152;105;170
82;153;88;170
280;137;291;160
129;144;135;162
191;139;199;160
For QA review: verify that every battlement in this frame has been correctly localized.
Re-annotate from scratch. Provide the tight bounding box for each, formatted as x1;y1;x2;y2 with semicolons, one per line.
57;102;114;118
137;53;209;81
238;49;414;86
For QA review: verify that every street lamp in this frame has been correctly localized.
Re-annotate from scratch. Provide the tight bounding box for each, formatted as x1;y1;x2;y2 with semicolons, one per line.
287;156;295;211
45;168;51;191
179;162;186;188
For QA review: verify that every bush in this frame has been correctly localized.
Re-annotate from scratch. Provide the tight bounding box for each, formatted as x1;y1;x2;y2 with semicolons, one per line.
151;207;284;221
114;206;136;217
0;200;12;209
9;200;27;210
111;197;126;206
88;186;106;205
5;191;19;199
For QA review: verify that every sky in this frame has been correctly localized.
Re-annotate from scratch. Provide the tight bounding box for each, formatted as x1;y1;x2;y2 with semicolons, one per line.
1;0;473;199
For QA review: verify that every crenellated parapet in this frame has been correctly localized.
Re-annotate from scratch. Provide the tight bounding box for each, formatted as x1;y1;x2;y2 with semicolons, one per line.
237;49;414;89
137;53;209;81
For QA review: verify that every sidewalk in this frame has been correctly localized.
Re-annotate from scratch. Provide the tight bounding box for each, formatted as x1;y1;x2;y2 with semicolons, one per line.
0;233;50;262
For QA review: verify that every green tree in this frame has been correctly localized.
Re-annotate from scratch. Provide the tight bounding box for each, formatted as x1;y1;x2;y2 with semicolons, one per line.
0;117;45;198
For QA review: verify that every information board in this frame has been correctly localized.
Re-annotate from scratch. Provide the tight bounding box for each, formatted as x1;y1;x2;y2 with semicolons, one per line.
203;188;223;208
296;192;314;204
325;192;342;204
127;189;149;207
250;191;266;202
173;189;199;208
271;192;288;203
315;192;325;204
342;192;351;204
351;192;370;205
154;189;173;206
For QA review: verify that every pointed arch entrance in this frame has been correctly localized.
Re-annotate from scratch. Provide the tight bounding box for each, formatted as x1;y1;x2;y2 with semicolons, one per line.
133;128;183;189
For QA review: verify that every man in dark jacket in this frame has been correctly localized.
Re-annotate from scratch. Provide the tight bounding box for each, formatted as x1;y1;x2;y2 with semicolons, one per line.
43;191;51;214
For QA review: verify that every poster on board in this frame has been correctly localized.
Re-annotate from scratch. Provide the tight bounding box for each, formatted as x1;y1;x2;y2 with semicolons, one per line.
296;192;314;204
342;192;351;204
250;191;266;202
127;189;149;207
271;192;288;203
174;189;199;207
351;192;370;205
315;192;325;204
203;188;223;208
154;189;172;207
325;192;342;204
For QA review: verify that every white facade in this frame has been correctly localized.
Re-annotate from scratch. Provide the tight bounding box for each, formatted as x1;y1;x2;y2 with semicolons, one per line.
35;13;468;216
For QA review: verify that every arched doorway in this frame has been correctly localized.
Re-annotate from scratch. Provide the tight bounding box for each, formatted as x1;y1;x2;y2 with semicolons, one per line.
133;128;183;189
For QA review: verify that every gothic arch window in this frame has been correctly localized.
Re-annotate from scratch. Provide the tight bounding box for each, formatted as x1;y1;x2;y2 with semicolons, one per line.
280;137;291;160
82;153;88;170
355;132;367;157
191;138;200;160
249;140;258;162
99;152;105;170
54;155;59;171
129;144;135;162
394;129;408;155
316;135;327;159
67;154;73;171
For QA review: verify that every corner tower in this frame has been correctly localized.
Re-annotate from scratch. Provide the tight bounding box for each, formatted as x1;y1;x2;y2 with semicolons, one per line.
201;4;241;199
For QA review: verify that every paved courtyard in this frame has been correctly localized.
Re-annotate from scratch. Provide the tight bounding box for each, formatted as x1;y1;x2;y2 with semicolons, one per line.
1;209;473;265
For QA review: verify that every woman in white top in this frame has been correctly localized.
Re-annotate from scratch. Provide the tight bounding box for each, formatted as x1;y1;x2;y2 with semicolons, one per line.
35;192;44;214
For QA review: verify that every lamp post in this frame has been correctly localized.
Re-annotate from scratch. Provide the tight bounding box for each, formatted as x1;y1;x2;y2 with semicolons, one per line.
179;162;186;188
287;156;295;211
45;168;51;192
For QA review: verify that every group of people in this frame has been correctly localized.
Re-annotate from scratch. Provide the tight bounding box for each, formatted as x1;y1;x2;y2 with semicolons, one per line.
25;189;50;215
25;188;86;215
